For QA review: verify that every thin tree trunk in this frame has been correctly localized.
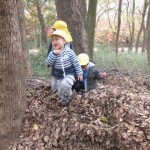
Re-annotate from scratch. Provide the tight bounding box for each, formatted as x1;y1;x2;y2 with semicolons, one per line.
116;0;122;59
36;0;47;46
126;0;130;50
112;12;118;45
135;0;148;53
17;0;33;77
0;1;27;149
142;24;147;52
108;9;116;44
86;0;98;59
55;0;88;55
146;4;150;66
129;0;135;51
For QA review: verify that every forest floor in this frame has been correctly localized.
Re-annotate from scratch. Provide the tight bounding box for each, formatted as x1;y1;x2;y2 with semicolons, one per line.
9;70;150;150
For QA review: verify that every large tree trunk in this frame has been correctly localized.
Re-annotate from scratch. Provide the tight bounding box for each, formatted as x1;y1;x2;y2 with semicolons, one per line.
36;0;47;46
146;4;150;66
0;1;27;149
17;0;33;77
135;0;148;53
116;0;122;58
55;0;88;55
86;0;98;59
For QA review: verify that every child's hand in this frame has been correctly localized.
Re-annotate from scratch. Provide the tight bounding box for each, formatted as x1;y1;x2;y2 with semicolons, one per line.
53;50;62;55
100;72;107;78
47;64;51;68
77;75;83;81
47;27;54;37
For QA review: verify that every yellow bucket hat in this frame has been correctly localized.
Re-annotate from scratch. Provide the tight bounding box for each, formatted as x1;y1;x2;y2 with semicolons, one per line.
51;30;67;41
77;53;89;66
51;20;73;42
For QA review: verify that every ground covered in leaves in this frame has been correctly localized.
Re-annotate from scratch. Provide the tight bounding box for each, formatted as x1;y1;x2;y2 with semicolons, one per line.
10;73;150;150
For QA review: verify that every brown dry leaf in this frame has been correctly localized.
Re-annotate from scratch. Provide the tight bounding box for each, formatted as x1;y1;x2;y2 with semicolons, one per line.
87;129;91;135
128;124;136;132
119;118;123;122
24;146;28;150
76;95;81;100
79;123;85;130
43;136;49;143
32;124;39;131
54;128;60;140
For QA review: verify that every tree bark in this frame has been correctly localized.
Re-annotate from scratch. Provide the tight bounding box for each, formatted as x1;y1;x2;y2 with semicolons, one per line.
0;1;27;149
146;4;150;65
78;0;87;29
55;0;88;55
135;0;148;53
36;0;47;46
116;0;122;58
86;0;98;59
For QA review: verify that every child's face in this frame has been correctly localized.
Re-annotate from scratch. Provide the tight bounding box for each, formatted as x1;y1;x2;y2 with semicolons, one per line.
81;64;88;71
51;35;66;50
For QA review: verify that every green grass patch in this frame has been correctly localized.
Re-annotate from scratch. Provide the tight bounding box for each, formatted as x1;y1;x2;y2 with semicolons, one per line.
30;46;50;78
94;44;149;74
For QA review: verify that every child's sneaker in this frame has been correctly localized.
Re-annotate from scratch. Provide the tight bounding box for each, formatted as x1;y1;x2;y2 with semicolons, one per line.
61;95;69;106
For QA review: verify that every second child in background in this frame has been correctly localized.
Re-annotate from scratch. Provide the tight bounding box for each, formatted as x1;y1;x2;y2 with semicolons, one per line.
72;53;107;92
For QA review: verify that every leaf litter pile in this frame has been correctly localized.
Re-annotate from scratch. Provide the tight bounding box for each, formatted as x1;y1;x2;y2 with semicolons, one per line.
10;74;150;150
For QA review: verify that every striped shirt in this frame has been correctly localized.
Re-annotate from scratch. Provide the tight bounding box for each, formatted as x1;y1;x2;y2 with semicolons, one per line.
46;45;83;79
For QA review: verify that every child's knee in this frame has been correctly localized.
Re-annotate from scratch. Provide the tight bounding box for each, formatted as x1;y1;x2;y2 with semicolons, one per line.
61;80;72;89
63;76;74;87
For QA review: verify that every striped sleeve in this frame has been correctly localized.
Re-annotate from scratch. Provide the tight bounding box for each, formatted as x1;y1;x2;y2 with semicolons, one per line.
45;51;57;65
70;51;83;75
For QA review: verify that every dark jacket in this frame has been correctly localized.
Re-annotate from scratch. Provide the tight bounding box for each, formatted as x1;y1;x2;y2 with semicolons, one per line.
85;62;101;91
